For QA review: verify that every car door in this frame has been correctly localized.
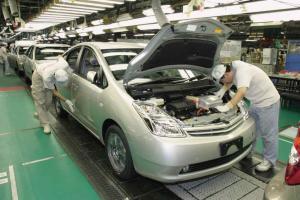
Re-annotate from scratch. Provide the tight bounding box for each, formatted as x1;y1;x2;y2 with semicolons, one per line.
71;46;107;133
57;46;83;106
23;46;35;79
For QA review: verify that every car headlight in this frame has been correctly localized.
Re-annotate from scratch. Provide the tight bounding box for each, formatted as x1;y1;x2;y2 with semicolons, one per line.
133;101;187;138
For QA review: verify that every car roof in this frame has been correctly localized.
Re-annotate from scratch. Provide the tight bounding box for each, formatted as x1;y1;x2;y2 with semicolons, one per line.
81;42;145;50
34;43;70;48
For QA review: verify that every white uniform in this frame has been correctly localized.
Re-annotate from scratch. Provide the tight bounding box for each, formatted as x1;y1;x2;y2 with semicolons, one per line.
31;56;69;126
232;60;280;107
0;47;9;75
232;60;280;165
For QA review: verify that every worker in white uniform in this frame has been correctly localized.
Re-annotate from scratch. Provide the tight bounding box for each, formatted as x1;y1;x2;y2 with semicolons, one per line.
0;45;9;75
212;60;280;172
31;56;74;134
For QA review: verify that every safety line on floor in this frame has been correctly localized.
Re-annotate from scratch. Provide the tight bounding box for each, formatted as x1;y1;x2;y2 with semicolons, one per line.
0;178;8;185
8;165;18;200
0;86;27;92
0;126;42;136
22;156;55;166
279;138;294;144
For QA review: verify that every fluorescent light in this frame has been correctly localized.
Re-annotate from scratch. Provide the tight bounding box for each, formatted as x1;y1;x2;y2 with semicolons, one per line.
143;5;174;16
137;23;160;30
68;1;114;8
91;19;103;26
54;3;106;10
60;0;123;5
53;36;59;40
111;27;128;32
250;9;300;22
79;32;89;37
47;8;93;15
51;6;99;12
250;22;283;27
92;30;105;35
42;12;82;17
67;34;76;38
37;16;77;20
118;16;156;27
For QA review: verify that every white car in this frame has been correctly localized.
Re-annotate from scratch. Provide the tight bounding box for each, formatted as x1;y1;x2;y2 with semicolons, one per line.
55;19;255;183
23;44;70;80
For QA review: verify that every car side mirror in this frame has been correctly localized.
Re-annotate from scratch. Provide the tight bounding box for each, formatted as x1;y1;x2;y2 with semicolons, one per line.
87;71;97;83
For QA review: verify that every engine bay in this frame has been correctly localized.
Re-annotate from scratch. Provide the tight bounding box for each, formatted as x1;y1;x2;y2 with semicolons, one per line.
127;80;244;128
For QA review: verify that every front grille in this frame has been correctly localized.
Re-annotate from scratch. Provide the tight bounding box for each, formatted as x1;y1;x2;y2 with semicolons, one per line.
180;143;251;174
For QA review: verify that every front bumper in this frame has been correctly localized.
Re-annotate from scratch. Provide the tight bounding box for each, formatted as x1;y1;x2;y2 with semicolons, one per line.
132;117;255;183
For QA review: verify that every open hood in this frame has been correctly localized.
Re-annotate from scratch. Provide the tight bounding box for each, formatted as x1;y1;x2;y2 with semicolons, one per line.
124;18;232;84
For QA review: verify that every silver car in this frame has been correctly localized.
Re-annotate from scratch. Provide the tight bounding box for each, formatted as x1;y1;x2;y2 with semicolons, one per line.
264;124;300;200
23;44;70;80
55;19;255;183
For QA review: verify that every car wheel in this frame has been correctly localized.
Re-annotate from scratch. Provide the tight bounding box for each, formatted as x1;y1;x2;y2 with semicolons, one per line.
105;125;136;180
54;97;68;118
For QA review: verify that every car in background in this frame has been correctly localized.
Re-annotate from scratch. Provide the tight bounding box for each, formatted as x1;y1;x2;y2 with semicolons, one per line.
23;43;70;80
7;40;36;74
55;19;255;183
264;123;300;200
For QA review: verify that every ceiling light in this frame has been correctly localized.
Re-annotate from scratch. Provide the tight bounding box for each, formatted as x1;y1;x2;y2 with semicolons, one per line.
91;19;103;26
47;8;93;15
51;6;99;12
42;12;82;17
79;32;89;37
143;5;174;16
67;1;114;8
67;34;76;38
250;9;300;22
54;3;106;11
111;27;128;32
60;0;123;5
137;23;160;30
118;16;156;27
92;30;105;35
250;22;283;26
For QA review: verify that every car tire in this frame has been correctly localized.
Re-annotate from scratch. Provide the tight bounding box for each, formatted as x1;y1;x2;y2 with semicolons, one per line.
54;97;68;118
105;125;136;180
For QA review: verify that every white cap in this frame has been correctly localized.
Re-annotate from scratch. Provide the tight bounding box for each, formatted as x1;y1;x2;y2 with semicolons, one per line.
54;69;68;83
211;64;226;83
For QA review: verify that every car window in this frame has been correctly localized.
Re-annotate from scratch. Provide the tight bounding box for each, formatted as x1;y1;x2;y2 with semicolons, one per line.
29;47;34;59
18;47;29;55
25;46;33;57
79;47;108;88
35;47;67;61
79;48;100;78
101;48;143;80
66;47;81;72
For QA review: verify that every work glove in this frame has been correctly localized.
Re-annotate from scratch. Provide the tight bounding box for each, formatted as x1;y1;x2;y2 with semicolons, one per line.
215;104;230;113
214;86;227;99
65;100;75;112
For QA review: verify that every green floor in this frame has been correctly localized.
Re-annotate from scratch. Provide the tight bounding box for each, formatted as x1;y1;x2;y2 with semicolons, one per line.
0;71;100;200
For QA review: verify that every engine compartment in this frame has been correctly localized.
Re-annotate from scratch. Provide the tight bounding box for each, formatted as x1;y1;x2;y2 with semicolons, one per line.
127;81;244;128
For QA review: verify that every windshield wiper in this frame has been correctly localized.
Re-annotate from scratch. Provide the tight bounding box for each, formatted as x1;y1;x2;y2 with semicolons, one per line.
133;77;185;86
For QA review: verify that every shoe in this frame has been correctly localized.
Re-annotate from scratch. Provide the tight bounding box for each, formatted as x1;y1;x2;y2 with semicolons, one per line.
256;159;272;172
33;112;38;118
43;124;51;134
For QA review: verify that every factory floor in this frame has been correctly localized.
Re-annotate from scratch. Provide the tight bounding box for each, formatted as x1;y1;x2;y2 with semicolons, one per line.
0;67;299;200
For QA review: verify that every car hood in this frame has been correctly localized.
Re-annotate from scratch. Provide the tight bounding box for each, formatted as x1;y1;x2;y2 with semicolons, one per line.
123;18;232;84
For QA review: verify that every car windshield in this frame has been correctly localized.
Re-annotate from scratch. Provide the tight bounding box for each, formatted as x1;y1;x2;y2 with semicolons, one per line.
102;48;143;80
18;47;29;55
35;47;69;60
128;68;208;85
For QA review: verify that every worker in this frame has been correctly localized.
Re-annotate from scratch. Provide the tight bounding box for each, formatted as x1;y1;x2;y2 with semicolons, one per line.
212;60;280;172
31;56;74;134
0;45;10;75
